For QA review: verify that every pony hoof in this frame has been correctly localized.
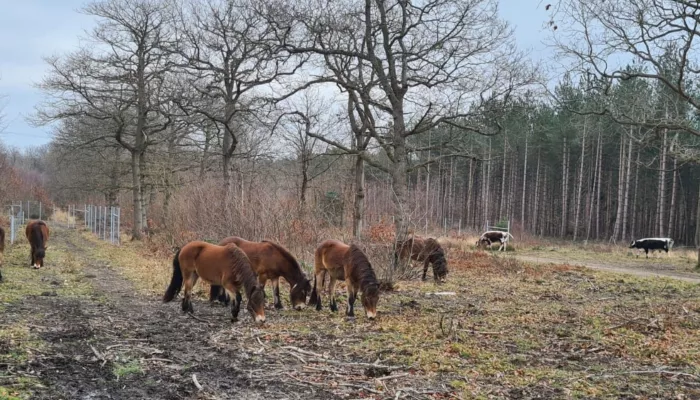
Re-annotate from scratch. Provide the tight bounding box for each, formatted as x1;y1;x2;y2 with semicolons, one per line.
231;318;238;323
274;303;283;310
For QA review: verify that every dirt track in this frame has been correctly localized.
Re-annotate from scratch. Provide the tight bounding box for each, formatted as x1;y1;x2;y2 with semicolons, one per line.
3;228;337;399
512;254;700;284
1;227;453;399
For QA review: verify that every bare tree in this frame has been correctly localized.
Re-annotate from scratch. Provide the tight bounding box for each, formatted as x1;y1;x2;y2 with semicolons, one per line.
269;0;534;248
552;0;700;138
36;0;174;239
172;0;305;194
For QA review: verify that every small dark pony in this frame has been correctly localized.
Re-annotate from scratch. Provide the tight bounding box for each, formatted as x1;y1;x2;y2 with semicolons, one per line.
26;220;49;269
163;241;266;324
0;226;5;282
395;235;448;282
309;239;379;319
211;237;312;310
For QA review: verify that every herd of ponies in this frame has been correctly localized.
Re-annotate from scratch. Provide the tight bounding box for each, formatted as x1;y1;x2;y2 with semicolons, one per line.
0;218;674;325
162;235;450;324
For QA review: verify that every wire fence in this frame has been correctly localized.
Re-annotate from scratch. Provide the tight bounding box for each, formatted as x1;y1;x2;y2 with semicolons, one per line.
80;205;121;245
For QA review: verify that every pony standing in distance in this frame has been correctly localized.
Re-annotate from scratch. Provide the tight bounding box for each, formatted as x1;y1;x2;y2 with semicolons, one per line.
0;226;5;282
394;235;448;282
163;241;266;324
212;237;312;310
309;239;379;320
26;220;49;269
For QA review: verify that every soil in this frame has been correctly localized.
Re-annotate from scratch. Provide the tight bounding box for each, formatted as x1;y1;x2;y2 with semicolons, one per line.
0;229;354;399
512;255;700;284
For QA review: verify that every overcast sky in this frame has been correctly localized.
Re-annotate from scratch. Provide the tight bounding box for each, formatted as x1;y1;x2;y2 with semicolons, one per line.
0;0;553;150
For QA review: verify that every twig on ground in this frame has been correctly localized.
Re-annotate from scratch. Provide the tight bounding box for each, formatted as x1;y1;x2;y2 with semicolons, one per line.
89;344;105;363
286;350;307;364
338;383;383;394
192;374;203;391
188;313;212;324
608;317;645;330
376;373;409;381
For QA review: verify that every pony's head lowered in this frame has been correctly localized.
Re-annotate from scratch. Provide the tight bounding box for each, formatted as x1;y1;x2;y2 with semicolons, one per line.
290;278;312;311
349;244;379;320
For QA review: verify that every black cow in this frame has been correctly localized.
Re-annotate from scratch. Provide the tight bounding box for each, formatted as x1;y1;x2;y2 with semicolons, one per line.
629;238;673;258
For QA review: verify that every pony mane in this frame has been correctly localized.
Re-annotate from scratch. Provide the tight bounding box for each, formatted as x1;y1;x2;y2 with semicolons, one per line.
262;240;306;283
348;244;378;291
224;244;259;296
30;221;46;249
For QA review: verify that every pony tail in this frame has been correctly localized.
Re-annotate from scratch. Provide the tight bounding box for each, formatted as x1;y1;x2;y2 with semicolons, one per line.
163;249;183;302
308;275;319;306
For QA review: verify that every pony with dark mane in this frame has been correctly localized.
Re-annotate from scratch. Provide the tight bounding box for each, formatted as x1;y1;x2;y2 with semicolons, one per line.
211;237;312;310
308;239;379;319
394;235;448;282
26;220;49;269
0;226;5;282
163;241;265;324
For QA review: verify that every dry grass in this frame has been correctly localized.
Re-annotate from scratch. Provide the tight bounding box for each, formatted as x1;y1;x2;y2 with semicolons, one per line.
80;230;700;398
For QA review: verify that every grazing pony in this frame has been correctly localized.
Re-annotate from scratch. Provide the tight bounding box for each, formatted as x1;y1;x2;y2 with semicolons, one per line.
26;220;49;269
211;237;312;310
394;235;448;282
476;231;514;252
629;238;674;258
0;226;4;282
309;240;379;319
163;241;265;323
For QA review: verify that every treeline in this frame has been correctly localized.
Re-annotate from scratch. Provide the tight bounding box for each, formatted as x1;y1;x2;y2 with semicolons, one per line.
24;0;700;249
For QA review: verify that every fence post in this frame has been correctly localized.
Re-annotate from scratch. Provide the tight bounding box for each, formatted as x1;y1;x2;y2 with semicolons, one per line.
103;206;107;240
39;202;42;221
9;214;14;244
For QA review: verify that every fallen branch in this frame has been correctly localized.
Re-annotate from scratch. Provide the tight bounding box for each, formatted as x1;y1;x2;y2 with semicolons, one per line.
192;374;203;391
89;345;105;363
376;372;410;381
338;383;383;394
188;313;213;324
608;317;645;330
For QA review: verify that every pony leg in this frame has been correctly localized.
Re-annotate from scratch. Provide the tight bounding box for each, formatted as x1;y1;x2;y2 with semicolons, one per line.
271;278;283;309
311;271;324;310
181;272;198;314
422;259;430;281
223;282;242;322
328;277;338;312
346;281;356;317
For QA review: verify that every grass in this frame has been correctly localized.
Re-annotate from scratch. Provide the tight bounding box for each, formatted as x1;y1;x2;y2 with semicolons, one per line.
112;360;143;380
439;234;700;274
85;231;700;398
0;224;95;399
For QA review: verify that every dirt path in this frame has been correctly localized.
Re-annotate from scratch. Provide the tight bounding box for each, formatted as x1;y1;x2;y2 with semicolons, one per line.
2;227;341;399
512;254;700;284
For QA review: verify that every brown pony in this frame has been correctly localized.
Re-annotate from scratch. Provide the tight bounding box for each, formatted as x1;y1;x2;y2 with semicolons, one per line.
395;235;448;282
308;240;379;319
163;241;266;324
0;226;5;282
211;237;311;310
26;220;49;269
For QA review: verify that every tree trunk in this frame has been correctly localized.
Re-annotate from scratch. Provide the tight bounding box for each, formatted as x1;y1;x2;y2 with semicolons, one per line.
521;128;528;231
560;137;569;237
352;154;365;239
107;146;120;209
130;150;143;240
657;121;668;237
499;130;508;219
391;107;410;270
668;134;678;239
200;129;211;179
533;151;541;235
621;136;633;241
611;135;626;242
695;184;700;268
595;132;603;239
485;138;492;227
630;147;640;240
573;118;587;241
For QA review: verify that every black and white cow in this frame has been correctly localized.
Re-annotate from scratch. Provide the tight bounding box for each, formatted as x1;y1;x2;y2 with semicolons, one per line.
629;238;674;258
476;231;515;252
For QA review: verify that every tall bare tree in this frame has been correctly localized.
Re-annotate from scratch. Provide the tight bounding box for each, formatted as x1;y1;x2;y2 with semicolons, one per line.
269;0;534;248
